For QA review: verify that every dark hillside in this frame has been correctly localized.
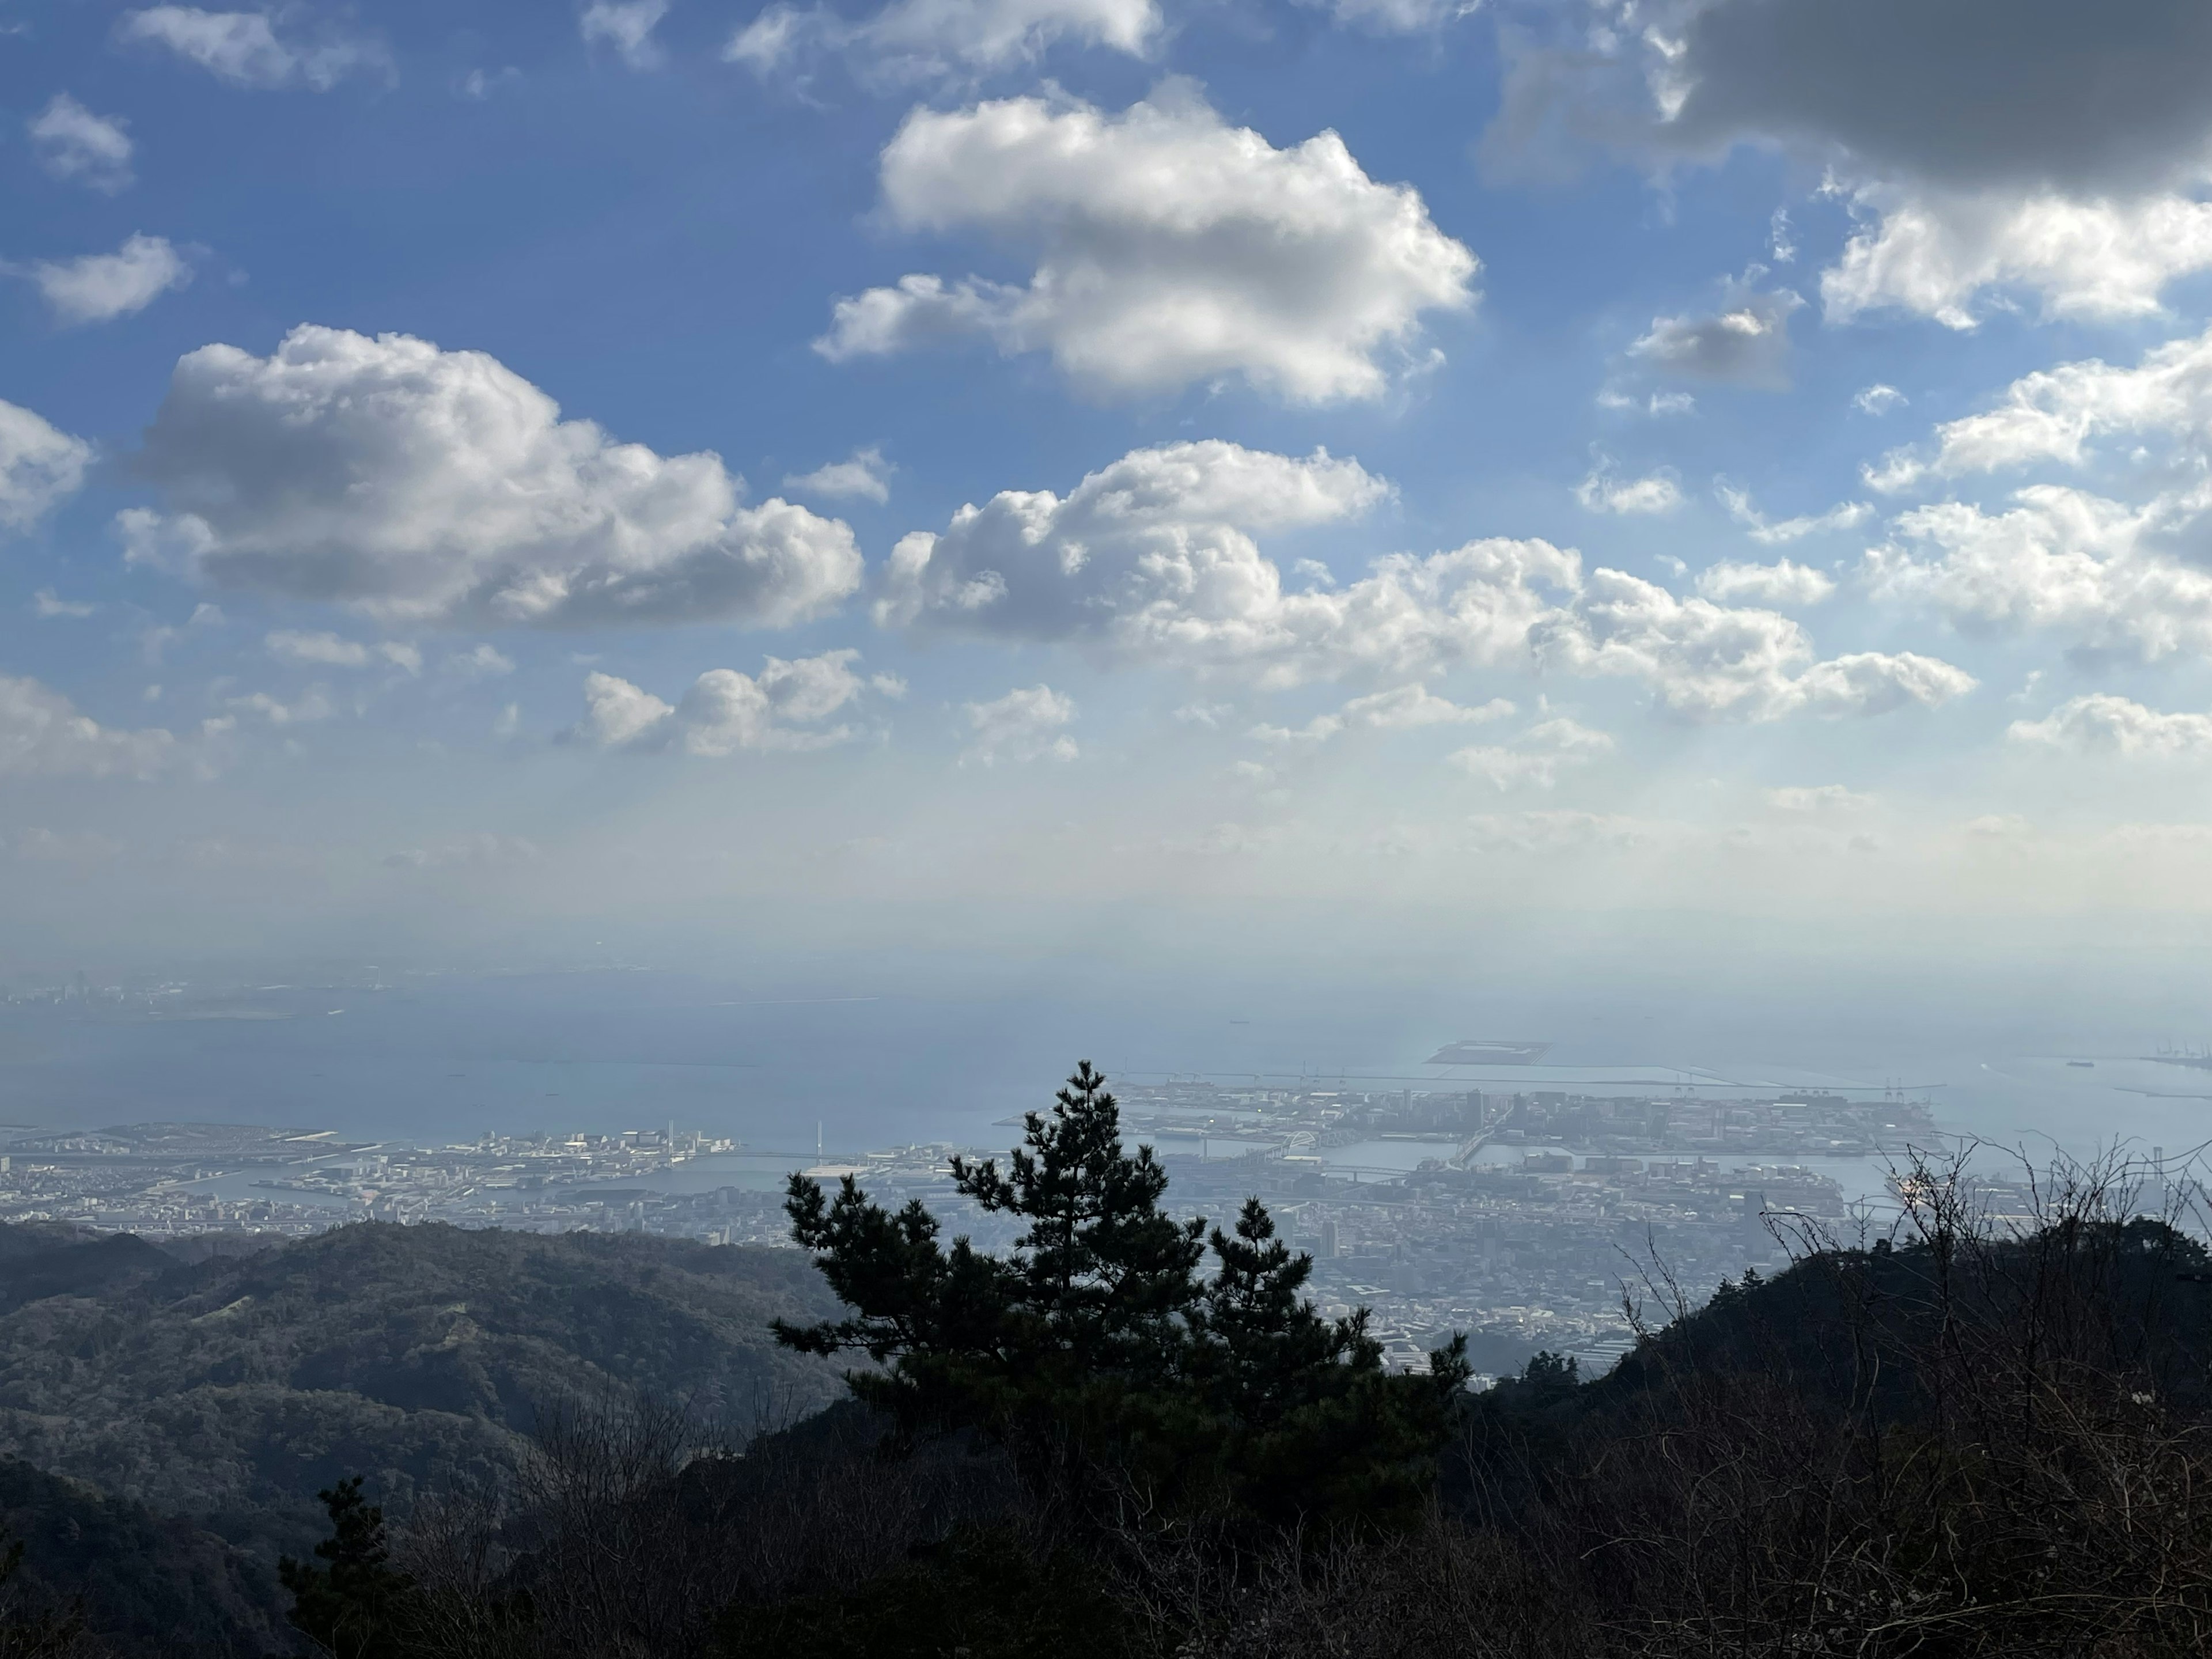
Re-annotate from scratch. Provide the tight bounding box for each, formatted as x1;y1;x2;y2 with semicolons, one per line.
1585;1211;2212;1422
365;1104;2212;1659
7;1144;2209;1658
1455;1209;2212;1479
0;1458;286;1658
0;1223;99;1264
150;1233;283;1268
0;1233;172;1315
0;1224;842;1562
1410;1207;2212;1658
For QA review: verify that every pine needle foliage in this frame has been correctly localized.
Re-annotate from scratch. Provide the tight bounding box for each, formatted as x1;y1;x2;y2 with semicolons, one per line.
279;1478;418;1659
774;1062;1469;1530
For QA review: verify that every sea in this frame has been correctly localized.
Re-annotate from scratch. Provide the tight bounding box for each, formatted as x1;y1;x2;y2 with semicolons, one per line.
2;968;2207;1213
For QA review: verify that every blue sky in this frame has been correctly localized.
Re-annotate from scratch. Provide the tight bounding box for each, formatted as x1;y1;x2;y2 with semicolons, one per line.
6;1;2212;1008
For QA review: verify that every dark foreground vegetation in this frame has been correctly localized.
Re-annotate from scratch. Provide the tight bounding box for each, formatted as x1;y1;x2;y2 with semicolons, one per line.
6;1065;2212;1657
0;1213;842;1654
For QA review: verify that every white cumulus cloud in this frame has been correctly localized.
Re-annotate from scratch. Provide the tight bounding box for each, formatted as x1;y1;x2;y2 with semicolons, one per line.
1695;558;1838;607
884;439;1973;720
28;95;134;192
265;630;419;672
226;687;336;725
119;7;388;90
447;643;516;679
0;674;176;778
1304;0;1476;32
1867;486;2212;663
130;325;864;630
728;0;1157;78
875;440;1407;668
33;590;97;620
961;683;1077;765
1717;485;1870;545
1869;321;2212;491
1575;463;1682;516
2009;692;2212;758
0;399;93;530
1821;184;2212;328
574;673;673;749
573;650;879;755
1554;569;1973;721
581;0;669;69
1449;715;1613;791
1249;683;1514;746
817;85;1479;403
784;446;893;503
1340;683;1513;730
22;233;191;324
1599;388;1698;418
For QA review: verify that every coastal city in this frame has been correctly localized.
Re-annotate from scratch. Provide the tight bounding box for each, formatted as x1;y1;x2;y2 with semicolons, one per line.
0;1069;1949;1376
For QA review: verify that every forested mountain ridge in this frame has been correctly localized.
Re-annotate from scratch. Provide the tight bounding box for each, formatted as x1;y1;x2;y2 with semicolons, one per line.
244;1097;2212;1659
0;1223;842;1564
5;1109;2211;1659
0;1456;288;1659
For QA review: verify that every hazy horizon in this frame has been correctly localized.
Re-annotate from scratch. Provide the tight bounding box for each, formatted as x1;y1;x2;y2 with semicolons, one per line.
9;3;2212;1174
10;934;2212;1176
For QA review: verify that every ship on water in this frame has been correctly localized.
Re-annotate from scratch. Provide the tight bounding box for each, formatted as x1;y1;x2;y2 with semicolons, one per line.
1427;1039;1553;1066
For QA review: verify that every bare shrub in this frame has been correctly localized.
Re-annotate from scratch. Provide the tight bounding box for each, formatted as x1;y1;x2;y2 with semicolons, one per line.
1171;1145;2212;1659
381;1147;2212;1658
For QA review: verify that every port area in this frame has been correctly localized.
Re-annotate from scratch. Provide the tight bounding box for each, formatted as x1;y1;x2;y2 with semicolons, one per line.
1080;1078;1940;1375
0;1077;1957;1381
1094;1076;1942;1165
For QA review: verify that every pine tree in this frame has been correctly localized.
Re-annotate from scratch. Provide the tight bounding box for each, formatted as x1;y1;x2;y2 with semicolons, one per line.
952;1060;1208;1385
1194;1198;1353;1427
279;1478;418;1659
775;1062;1470;1529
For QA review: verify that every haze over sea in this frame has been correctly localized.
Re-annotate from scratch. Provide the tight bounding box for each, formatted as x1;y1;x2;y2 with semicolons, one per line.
9;922;2211;1191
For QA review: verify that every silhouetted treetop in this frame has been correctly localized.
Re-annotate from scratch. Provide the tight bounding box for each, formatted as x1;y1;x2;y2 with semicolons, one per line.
279;1478;416;1659
775;1062;1468;1528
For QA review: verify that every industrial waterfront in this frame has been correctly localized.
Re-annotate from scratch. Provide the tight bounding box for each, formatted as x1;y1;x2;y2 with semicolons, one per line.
0;1072;1965;1377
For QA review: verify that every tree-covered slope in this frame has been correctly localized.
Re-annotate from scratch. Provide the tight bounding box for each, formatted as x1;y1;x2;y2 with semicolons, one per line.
0;1456;287;1658
0;1224;843;1561
0;1233;173;1315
